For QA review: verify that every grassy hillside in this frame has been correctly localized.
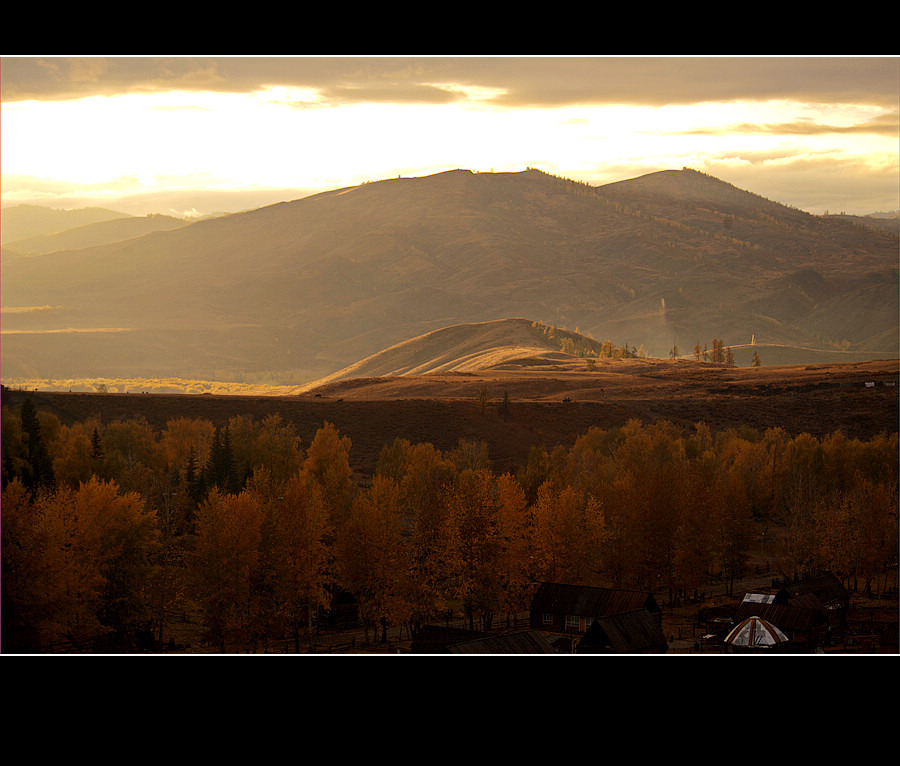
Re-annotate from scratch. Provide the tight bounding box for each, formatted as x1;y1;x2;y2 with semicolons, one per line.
3;169;896;383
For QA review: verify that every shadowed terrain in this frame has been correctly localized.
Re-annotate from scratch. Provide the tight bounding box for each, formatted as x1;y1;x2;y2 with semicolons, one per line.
6;357;896;481
3;168;897;384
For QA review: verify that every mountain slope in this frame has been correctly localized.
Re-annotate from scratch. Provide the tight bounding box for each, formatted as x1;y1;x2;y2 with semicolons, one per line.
2;168;896;383
3;213;186;255
0;204;132;244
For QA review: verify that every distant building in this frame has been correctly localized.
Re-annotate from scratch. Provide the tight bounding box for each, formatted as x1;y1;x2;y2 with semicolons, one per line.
529;581;662;635
724;615;790;653
733;601;828;652
447;630;558;654
774;573;850;635
576;609;669;654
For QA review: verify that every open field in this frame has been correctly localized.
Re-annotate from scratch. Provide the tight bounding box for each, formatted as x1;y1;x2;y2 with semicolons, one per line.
6;358;897;480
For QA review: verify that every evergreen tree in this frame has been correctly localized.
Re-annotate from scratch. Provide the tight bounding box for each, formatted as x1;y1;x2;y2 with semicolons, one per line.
90;427;104;461
20;398;55;495
205;425;240;495
184;444;205;510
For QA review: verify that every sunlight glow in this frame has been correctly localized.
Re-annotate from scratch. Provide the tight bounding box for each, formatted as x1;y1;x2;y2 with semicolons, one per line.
2;85;896;214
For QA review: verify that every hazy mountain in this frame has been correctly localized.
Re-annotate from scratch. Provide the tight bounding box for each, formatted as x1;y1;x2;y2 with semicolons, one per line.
823;212;900;234
2;168;897;384
0;204;132;245
3;213;187;255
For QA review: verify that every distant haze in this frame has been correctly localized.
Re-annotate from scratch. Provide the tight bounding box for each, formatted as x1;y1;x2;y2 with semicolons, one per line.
2;56;897;217
2;168;896;387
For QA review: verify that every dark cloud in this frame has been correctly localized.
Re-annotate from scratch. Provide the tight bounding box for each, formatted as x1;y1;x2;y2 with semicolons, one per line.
3;56;898;108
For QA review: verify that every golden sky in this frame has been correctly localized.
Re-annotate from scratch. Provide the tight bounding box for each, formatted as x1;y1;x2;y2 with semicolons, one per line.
1;56;897;217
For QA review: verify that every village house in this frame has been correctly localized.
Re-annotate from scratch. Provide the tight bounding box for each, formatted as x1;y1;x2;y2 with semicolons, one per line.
733;600;829;652
576;608;669;654
774;573;850;637
447;630;557;654
529;581;662;635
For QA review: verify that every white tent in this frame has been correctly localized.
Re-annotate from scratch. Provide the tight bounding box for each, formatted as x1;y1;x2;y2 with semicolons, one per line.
724;615;789;650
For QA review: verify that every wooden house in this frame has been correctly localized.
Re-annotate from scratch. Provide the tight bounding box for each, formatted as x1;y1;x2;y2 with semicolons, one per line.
410;625;489;654
447;630;558;654
576;609;669;654
529;581;662;635
774;573;849;634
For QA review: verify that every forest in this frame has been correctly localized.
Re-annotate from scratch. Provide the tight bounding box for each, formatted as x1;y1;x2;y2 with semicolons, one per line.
2;397;898;653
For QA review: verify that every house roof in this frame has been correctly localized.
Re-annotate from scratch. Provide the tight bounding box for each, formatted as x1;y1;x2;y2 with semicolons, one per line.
410;625;489;653
530;582;658;619
776;573;849;611
578;609;668;653
734;601;826;632
724;615;789;647
447;630;557;654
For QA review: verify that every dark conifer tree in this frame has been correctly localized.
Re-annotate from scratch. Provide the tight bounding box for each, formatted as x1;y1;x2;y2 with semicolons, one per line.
205;425;240;495
20;398;55;495
90;427;104;460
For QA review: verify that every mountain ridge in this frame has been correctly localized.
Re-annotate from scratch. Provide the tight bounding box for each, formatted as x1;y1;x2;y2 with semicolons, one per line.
2;167;896;383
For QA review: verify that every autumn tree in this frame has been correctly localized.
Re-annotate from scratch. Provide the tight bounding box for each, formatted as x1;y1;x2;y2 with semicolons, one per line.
51;422;94;489
450;438;492;473
258;472;332;651
1;479;104;651
493;472;535;623
191;488;265;651
388;440;456;634
531;481;607;587
300;421;356;531
443;469;502;631
334;475;409;643
1;476;159;651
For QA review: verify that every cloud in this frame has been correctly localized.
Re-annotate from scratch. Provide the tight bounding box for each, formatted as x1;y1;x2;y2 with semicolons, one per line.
684;111;899;137
3;56;898;109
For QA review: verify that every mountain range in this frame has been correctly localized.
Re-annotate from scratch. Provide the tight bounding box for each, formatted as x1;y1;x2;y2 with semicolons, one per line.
2;168;897;385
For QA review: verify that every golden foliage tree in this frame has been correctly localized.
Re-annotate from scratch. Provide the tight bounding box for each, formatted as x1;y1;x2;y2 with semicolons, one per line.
443;469;502;631
1;476;159;651
531;481;607;587
335;475;409;643
258;473;332;651
191;489;265;651
301;421;356;530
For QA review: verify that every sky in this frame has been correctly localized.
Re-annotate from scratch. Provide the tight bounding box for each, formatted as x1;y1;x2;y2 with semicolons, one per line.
1;55;898;218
